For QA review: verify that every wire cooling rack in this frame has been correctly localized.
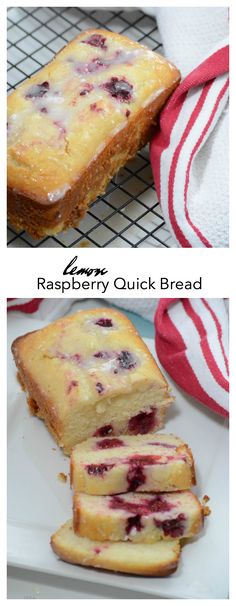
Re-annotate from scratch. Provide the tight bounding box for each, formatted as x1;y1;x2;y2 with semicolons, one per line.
7;7;175;248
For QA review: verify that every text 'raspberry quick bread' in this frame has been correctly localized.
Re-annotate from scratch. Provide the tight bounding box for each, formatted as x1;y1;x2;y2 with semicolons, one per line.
70;433;195;495
11;308;173;454
73;490;203;543
7;29;180;238
51;520;180;576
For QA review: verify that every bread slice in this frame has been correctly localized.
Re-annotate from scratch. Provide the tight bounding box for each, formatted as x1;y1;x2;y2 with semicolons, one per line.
51;520;180;576
71;433;195;495
8;28;180;238
73;490;203;543
11;308;173;454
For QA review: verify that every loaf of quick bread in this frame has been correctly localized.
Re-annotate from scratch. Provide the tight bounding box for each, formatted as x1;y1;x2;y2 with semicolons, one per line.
11;308;173;453
70;433;195;494
51;520;181;576
7;28;180;238
73;490;203;543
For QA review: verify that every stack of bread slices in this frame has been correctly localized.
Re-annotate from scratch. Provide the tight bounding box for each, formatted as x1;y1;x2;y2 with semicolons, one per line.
51;433;209;576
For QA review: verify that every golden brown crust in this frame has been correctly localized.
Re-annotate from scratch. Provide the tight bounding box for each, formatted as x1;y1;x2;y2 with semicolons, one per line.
8;83;180;238
175;443;196;487
51;546;179;576
70;457;73;488
185;445;197;486
73;495;80;534
12;334;65;448
16;370;26;392
187;492;204;536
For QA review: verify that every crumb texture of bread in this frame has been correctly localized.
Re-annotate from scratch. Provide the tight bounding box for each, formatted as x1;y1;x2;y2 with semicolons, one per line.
7;28;180;238
70;433;195;495
11;308;173;453
73;490;203;542
51;520;180;576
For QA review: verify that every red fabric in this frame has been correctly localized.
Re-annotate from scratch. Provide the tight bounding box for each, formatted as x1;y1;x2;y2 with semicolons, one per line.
154;299;229;418
7;298;43;313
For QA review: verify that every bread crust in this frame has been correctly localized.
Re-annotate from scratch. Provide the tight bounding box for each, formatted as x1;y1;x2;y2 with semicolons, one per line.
51;520;180;576
7;29;180;238
185;445;197;486
12;332;64;447
7;87;177;238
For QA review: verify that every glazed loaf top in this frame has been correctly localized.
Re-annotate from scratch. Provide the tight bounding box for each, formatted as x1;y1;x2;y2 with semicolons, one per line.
7;28;180;204
12;308;169;422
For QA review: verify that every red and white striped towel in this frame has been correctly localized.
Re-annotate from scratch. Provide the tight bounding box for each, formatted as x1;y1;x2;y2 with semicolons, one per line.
155;298;229;418
149;7;229;248
8;297;229;418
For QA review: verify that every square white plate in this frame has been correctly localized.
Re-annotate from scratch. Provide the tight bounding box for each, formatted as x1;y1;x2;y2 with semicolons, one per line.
7;313;229;598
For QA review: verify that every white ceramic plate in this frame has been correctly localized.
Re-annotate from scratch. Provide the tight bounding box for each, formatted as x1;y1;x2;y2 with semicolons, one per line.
7;314;229;598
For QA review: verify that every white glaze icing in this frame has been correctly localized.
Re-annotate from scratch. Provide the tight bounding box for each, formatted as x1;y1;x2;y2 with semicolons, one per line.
8;34;177;200
8;41;168;143
69;48;144;74
142;87;165;108
47;184;71;202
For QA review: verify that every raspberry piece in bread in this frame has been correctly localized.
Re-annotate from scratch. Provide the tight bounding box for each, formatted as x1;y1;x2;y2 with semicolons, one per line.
11;308;173;454
51;520;180;576
73;490;203;543
7;28;180;239
70;433;195;494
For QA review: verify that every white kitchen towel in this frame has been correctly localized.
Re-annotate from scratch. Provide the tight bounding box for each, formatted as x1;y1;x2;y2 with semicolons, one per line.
149;7;229;248
8;298;229;416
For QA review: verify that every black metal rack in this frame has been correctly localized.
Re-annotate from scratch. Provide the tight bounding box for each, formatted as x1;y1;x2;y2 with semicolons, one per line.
7;7;174;248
